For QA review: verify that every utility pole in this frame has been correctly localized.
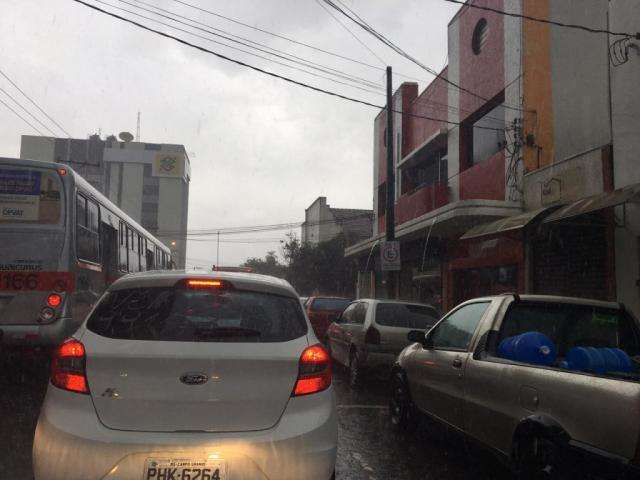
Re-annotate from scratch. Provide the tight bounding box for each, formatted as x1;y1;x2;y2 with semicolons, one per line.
216;231;220;269
385;66;396;299
136;111;141;141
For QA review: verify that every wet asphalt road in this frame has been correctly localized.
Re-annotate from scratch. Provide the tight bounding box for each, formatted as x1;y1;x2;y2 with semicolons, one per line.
332;365;510;480
0;351;511;480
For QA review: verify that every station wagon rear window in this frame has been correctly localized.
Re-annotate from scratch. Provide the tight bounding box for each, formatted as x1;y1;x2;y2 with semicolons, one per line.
310;298;351;311
87;286;307;342
375;303;439;329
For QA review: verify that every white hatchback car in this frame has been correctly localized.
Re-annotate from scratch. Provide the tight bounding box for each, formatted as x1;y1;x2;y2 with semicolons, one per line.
33;271;337;480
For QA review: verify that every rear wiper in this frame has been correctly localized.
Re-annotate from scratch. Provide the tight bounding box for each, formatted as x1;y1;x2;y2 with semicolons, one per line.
195;327;262;339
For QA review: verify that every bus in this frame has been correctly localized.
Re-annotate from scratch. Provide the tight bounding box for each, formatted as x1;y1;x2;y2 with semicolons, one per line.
0;157;172;347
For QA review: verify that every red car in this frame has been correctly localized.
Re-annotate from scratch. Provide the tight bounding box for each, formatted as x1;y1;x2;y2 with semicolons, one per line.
305;296;352;340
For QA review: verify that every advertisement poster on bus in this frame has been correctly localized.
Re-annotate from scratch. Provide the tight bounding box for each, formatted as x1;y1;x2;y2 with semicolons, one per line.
0;169;41;222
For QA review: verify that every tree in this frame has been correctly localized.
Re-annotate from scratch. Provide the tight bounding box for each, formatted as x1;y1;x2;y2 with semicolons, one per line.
281;233;356;297
241;251;286;278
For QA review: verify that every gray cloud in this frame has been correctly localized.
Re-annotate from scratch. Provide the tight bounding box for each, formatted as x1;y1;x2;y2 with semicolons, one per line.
1;0;457;268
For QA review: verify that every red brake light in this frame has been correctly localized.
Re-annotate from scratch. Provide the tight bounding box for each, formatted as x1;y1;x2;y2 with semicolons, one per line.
47;293;63;308
51;338;89;394
293;344;332;396
187;279;223;287
365;326;381;345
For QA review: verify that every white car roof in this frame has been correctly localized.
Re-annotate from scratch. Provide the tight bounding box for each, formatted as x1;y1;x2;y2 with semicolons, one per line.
108;270;298;299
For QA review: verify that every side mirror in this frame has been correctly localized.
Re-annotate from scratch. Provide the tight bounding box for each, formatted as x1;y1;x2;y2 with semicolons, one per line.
407;330;425;344
423;331;434;349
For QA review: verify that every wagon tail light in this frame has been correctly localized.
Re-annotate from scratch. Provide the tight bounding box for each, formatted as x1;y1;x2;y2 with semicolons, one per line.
365;326;381;345
51;338;89;394
292;344;332;396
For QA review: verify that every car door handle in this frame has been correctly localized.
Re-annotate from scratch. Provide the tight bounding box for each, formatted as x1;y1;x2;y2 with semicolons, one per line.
452;357;463;369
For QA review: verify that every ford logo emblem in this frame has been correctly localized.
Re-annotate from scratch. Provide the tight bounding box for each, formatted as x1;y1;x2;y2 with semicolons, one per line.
180;372;209;385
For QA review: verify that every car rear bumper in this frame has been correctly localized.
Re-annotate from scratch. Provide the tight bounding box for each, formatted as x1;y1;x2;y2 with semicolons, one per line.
1;317;75;347
33;384;337;480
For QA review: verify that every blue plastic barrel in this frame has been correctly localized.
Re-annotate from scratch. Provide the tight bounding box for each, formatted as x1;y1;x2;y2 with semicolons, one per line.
565;346;633;374
497;332;557;366
565;347;606;374
608;347;633;372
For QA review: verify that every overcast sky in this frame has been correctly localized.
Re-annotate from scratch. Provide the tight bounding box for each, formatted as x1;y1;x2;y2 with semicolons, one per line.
1;0;458;268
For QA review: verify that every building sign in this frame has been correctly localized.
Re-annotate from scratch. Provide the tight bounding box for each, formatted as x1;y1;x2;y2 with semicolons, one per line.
0;169;41;222
381;240;401;271
152;153;185;178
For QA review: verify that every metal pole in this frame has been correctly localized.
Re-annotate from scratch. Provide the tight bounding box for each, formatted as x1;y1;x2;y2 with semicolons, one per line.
385;66;396;299
216;231;220;269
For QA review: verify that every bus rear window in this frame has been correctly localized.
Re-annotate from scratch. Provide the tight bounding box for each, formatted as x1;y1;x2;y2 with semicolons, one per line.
0;168;63;225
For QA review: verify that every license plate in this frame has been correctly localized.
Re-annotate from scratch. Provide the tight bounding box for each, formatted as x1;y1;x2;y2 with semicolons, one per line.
143;458;227;480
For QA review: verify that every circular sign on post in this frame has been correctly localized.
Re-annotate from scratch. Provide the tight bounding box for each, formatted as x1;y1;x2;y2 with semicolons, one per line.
381;241;401;271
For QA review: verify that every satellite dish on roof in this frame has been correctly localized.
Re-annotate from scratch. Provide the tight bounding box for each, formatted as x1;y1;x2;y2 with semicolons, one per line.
119;131;134;142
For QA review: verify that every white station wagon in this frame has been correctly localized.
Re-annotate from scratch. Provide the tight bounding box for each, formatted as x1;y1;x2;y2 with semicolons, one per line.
33;271;337;480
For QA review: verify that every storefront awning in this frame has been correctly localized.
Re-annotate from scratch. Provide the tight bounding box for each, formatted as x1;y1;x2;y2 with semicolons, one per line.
543;183;640;224
459;206;556;240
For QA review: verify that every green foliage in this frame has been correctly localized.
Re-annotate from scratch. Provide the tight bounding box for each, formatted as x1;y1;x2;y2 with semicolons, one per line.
241;251;287;278
281;233;356;297
241;235;357;296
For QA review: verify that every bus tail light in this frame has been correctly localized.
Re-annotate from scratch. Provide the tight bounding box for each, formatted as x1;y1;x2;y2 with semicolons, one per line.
292;344;332;396
51;338;89;394
47;293;62;307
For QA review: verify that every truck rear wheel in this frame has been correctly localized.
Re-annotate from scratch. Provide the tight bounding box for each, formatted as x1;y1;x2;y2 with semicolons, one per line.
513;434;558;479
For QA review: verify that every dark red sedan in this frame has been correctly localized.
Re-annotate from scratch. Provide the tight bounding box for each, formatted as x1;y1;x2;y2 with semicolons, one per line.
305;296;352;340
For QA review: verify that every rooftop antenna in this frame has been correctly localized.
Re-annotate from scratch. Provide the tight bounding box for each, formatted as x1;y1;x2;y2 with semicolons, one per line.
136;111;141;141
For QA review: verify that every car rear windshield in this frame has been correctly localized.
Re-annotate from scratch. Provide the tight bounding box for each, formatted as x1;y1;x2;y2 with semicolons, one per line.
87;287;308;342
375;303;440;329
311;298;351;311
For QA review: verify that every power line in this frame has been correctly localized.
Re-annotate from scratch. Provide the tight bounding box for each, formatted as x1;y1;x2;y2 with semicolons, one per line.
320;0;525;112
0;97;48;136
120;0;385;91
93;0;384;96
314;0;386;66
441;0;639;39
71;0;505;132
168;0;420;81
156;211;375;237
0;87;59;137
0;68;72;137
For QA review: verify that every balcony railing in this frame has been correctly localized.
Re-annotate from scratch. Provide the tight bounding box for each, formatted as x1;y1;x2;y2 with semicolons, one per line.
378;182;449;233
396;182;449;225
459;152;505;201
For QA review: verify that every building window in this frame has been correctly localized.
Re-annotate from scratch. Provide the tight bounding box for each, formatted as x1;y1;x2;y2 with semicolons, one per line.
472;104;506;165
472;18;489;55
461;93;506;169
143;184;159;196
400;147;448;195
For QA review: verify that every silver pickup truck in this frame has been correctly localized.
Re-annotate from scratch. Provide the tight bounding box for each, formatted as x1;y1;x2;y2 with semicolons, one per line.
391;294;640;478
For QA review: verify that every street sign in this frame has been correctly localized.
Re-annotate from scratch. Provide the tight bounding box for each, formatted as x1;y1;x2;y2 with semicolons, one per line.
380;241;401;271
